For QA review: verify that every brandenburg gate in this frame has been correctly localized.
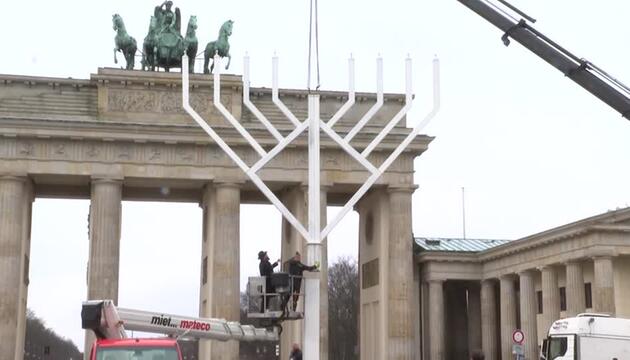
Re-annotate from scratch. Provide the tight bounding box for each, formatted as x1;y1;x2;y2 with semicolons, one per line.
0;67;432;359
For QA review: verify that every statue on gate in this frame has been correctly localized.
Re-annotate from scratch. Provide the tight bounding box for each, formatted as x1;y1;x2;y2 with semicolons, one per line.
203;20;234;74
139;1;197;72
111;1;217;73
154;1;181;35
112;14;137;70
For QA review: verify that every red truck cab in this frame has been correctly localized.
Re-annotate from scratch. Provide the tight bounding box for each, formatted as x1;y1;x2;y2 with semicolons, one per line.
88;338;182;360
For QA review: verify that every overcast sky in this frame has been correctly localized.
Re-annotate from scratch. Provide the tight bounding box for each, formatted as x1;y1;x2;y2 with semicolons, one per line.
4;0;630;351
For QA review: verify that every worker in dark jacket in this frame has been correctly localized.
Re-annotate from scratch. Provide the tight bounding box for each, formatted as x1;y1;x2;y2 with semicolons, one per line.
258;250;279;311
289;343;303;360
286;251;318;311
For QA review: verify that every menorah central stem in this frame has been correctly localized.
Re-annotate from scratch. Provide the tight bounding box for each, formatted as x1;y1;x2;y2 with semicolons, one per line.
304;93;321;360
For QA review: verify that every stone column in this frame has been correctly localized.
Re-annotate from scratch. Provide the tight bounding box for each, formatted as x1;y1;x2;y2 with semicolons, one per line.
85;178;122;357
480;279;498;360
499;275;517;360
0;176;33;360
519;270;538;360
593;256;615;315
281;186;307;360
198;184;214;359
14;179;33;360
199;183;241;360
565;260;585;317
387;187;415;358
421;281;430;360
413;265;422;360
212;183;241;359
467;282;482;355
428;280;445;360
446;282;469;359
540;265;560;334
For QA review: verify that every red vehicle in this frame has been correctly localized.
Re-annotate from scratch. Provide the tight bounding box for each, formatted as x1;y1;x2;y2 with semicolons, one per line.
82;300;278;360
88;338;181;360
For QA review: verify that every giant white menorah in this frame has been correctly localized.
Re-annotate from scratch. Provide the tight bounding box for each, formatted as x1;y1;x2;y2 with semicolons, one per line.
181;53;439;359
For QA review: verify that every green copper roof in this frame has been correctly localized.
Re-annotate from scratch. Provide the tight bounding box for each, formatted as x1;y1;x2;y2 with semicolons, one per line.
414;237;510;253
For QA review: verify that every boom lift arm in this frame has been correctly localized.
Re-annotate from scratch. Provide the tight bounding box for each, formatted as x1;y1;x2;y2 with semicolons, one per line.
457;0;630;120
82;300;279;342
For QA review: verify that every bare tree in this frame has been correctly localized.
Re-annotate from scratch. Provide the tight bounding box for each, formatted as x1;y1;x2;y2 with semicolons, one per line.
328;256;359;360
25;309;83;360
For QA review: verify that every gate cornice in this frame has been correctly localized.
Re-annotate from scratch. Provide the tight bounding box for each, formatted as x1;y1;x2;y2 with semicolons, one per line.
0;69;433;200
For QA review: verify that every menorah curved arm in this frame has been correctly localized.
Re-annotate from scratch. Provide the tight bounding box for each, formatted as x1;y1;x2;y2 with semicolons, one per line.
243;55;284;142
272;56;301;127
344;57;384;142
211;55;267;157
326;58;356;128
362;58;413;158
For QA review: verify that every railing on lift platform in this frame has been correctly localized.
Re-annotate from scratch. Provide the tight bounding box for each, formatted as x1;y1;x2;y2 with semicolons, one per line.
246;272;305;321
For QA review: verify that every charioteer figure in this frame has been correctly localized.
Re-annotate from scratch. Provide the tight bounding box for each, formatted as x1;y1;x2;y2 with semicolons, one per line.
154;0;181;35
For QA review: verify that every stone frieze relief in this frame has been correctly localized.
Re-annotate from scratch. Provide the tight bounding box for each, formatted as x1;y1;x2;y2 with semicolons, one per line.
106;88;232;116
0;137;414;177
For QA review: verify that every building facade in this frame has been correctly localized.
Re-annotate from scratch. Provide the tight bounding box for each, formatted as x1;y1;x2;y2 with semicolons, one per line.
414;207;630;360
0;68;430;360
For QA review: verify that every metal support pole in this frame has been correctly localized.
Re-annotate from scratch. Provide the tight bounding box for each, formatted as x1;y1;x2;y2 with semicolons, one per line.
304;93;321;360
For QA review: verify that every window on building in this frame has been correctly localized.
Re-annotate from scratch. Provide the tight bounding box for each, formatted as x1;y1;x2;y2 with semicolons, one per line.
559;287;566;311
585;283;592;308
537;290;543;314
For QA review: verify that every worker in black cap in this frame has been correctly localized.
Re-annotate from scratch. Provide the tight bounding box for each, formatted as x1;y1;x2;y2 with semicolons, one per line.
286;251;318;311
258;250;279;311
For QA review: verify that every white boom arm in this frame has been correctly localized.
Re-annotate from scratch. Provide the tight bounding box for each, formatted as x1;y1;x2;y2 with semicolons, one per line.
82;300;278;342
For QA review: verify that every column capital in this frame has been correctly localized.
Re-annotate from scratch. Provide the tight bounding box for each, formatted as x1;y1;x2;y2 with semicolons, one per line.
298;183;333;192
518;269;536;278
426;278;445;285
386;184;418;194
0;175;34;199
90;176;123;185
499;273;517;281
320;184;333;192
588;245;618;259
281;183;307;193
214;181;243;189
314;179;334;189
591;254;615;261
0;173;29;181
564;258;584;266
537;264;557;271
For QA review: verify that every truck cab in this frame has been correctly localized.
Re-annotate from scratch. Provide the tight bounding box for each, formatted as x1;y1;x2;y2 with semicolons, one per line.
541;314;630;360
88;338;182;360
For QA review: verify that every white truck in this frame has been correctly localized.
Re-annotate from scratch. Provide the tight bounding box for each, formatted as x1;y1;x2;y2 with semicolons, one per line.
541;313;630;360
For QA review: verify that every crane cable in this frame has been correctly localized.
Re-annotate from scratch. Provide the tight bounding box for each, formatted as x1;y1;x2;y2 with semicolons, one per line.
307;0;321;91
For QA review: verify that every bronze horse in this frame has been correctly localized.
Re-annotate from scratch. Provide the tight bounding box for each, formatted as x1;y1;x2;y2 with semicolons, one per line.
112;14;137;70
204;20;234;74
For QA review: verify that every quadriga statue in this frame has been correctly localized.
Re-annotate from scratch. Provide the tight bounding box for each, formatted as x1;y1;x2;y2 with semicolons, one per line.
111;1;231;74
